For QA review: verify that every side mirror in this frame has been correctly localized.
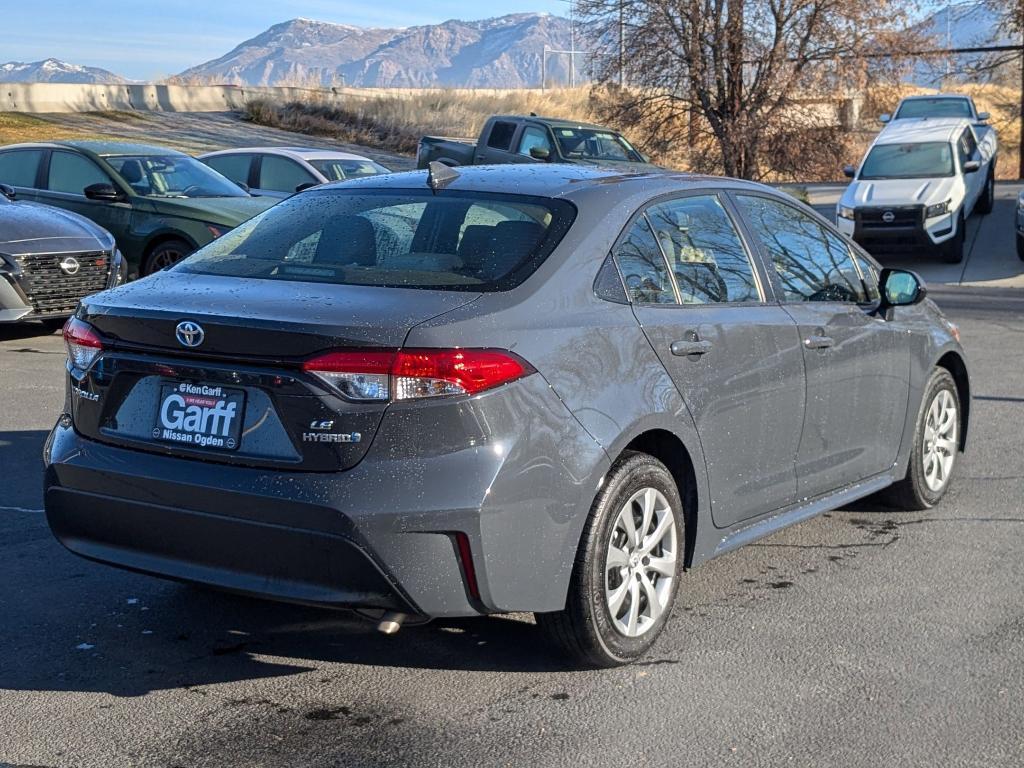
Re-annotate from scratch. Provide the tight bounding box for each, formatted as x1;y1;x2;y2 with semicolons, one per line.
83;183;124;202
528;146;551;161
879;113;891;124
963;159;981;173
842;164;856;179
0;183;15;200
977;111;990;122
295;182;318;193
879;268;926;309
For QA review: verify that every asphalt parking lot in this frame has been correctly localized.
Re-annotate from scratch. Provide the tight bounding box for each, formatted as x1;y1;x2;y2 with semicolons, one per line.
2;199;1023;768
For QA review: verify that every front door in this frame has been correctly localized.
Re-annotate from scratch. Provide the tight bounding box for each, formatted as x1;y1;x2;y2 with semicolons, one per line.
37;150;132;246
733;193;911;498
615;193;806;527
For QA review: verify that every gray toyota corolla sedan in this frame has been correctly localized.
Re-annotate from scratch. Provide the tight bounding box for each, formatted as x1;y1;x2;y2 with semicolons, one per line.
44;164;969;667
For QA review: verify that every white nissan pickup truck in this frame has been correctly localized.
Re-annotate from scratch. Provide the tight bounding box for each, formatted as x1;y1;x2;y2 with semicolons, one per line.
837;114;997;263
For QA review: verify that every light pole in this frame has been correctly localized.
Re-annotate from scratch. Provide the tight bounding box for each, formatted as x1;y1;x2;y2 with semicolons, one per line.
551;0;577;88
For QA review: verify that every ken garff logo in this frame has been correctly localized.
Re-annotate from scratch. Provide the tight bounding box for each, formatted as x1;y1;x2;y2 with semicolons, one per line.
58;256;80;275
881;210;896;223
175;320;205;348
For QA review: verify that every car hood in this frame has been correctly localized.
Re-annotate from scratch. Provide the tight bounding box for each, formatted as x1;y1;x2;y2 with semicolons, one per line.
0;199;113;255
841;177;958;208
146;196;277;226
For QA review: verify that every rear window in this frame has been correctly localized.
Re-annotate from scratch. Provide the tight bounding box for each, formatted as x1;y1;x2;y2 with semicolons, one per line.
174;189;576;291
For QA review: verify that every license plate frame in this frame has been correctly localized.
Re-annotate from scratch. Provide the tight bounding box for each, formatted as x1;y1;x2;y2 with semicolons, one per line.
152;381;246;452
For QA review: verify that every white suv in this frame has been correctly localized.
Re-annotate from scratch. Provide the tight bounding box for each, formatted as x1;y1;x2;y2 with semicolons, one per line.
837;118;996;263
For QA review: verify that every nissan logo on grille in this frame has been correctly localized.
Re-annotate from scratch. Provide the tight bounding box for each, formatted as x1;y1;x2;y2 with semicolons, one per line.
58;256;80;275
881;210;896;223
175;321;205;348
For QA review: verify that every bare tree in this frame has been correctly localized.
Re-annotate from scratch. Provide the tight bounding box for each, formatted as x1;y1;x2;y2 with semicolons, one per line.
577;0;918;179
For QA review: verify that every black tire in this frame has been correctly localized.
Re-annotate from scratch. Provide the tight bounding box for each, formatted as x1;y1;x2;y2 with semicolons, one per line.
536;452;684;668
881;368;960;511
1017;233;1024;262
940;213;965;263
142;239;192;276
974;170;994;215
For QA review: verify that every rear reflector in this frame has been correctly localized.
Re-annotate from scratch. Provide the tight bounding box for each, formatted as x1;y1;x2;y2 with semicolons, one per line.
63;317;103;371
454;532;481;601
301;348;533;402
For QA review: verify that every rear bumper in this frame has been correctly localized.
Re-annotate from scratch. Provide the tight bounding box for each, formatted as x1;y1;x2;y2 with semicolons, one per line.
43;374;608;617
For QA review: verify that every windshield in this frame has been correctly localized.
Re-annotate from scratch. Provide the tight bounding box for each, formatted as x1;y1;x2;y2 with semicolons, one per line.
105;155;248;198
552;128;644;162
895;98;972;120
859;142;955;179
309;158;390;181
174;189;575;291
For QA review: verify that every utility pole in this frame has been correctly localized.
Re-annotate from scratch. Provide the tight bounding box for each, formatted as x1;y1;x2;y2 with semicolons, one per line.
542;45;548;91
619;1;625;87
569;0;576;88
1019;0;1024;178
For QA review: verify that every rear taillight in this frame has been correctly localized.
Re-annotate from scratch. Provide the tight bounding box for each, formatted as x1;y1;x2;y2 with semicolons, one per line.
63;317;103;371
301;348;533;402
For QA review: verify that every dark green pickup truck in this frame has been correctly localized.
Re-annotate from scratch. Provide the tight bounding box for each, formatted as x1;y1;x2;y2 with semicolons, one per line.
416;115;658;171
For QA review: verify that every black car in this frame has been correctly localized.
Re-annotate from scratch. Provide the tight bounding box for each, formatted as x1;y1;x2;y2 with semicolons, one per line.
0;184;124;326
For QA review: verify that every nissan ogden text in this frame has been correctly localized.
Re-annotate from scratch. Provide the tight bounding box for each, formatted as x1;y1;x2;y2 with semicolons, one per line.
44;164;970;667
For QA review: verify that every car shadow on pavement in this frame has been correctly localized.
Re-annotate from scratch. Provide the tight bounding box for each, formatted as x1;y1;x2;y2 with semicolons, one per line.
0;320;62;342
0;429;50;509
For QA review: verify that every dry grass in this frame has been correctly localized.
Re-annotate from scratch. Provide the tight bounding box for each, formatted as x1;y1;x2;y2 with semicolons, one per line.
0;112;106;144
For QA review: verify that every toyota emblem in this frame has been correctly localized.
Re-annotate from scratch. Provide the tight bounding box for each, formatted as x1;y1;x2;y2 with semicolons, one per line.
58;256;81;275
175;321;205;348
882;210;895;223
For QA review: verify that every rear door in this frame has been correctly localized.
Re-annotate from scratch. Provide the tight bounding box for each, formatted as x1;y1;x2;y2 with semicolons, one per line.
474;121;529;165
733;193;910;498
0;148;46;200
255;154;318;197
618;191;805;527
202;152;256;192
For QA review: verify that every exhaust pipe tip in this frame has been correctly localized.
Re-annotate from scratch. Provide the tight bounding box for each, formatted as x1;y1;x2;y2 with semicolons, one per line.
377;612;407;635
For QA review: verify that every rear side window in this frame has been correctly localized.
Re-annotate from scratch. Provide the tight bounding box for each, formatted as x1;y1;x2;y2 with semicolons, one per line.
736;195;866;303
48;151;110;195
260;155;317;192
614;217;675;304
645;195;760;304
204;154;252;186
486;122;517;151
175;190;575;291
0;150;43;188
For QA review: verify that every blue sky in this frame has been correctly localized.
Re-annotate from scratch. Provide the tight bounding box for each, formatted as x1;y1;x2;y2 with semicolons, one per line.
1;1;572;80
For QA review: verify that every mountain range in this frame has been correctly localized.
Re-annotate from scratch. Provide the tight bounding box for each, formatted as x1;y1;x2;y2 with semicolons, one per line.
0;58;126;84
174;14;575;88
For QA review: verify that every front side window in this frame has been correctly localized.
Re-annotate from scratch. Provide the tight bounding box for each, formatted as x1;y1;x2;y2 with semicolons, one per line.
553;128;643;162
260;155;317;192
736;195;866;304
614;217;675;304
957;129;978;168
859;142;955;179
47;151;109;195
518;126;553;157
0;149;44;188
203;154;253;186
174;190;574;291
645;195;760;304
895;98;972;120
105;155;247;198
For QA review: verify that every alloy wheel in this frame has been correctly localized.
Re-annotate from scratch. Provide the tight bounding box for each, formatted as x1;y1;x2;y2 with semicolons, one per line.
922;389;958;492
604;487;678;638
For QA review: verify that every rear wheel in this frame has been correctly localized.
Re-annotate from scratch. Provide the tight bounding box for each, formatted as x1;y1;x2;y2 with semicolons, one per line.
940;212;965;263
536;452;683;667
974;170;994;215
881;368;960;511
142;239;192;276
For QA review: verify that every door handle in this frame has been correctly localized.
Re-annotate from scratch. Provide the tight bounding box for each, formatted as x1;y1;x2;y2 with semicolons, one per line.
671;339;713;357
804;334;834;350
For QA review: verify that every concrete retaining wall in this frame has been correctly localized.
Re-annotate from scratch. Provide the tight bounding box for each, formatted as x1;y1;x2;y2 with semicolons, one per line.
0;83;354;113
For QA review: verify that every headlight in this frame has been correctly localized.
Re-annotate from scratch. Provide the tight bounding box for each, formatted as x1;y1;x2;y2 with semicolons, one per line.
837;205;856;220
925;200;951;219
107;248;127;289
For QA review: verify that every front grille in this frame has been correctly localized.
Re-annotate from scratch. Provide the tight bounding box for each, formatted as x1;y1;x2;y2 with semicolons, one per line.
15;251;110;316
857;206;923;229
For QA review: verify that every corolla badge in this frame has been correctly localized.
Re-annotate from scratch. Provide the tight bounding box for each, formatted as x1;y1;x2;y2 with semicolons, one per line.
58;256;80;275
175;321;205;348
882;210;895;223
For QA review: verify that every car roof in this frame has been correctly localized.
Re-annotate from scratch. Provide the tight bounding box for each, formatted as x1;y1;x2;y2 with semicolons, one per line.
48;140;189;158
314;163;771;201
199;146;373;161
490;115;622;132
875;117;970;145
899;94;971;102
